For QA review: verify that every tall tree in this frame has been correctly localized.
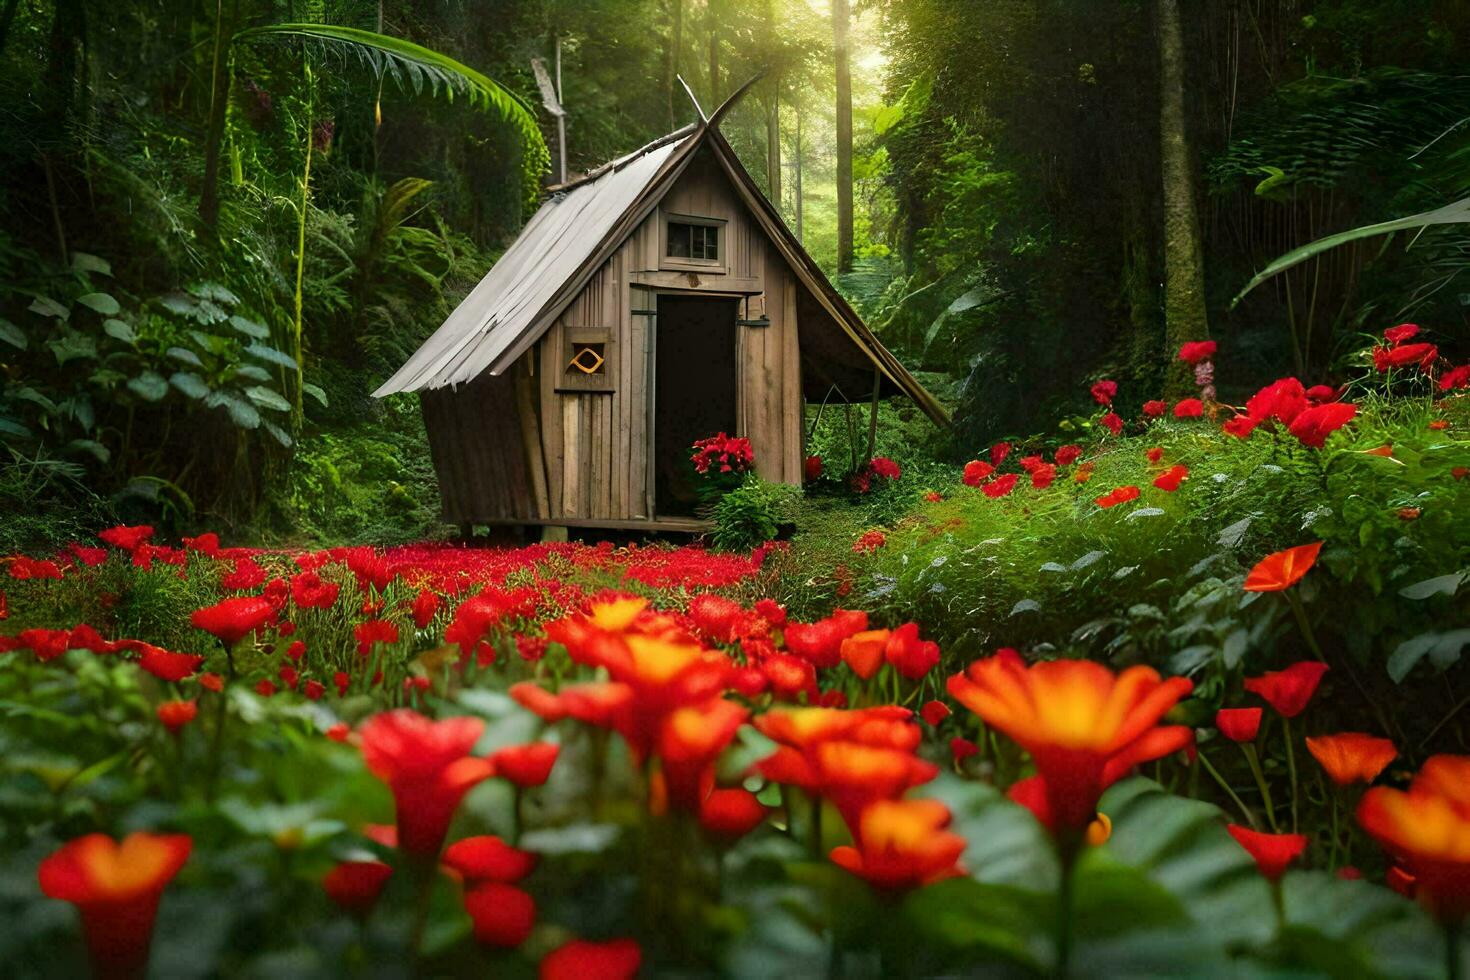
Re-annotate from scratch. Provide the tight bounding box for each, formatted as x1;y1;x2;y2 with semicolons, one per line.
1157;0;1209;388
666;0;684;127
707;0;721;103
764;1;780;209
833;0;853;272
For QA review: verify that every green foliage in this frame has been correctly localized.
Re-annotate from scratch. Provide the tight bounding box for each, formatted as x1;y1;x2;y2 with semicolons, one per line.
710;477;798;551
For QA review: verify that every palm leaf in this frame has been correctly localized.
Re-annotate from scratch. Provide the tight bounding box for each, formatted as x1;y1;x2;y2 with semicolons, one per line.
1232;195;1470;306
236;24;547;176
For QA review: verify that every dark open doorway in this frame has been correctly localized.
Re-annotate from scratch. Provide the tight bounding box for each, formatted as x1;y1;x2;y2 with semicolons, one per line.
654;294;739;517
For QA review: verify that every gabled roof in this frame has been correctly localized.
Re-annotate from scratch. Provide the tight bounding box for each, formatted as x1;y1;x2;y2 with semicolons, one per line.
374;114;949;426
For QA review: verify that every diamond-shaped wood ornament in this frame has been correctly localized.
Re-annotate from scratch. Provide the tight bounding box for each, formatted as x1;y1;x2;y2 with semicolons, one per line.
568;344;605;374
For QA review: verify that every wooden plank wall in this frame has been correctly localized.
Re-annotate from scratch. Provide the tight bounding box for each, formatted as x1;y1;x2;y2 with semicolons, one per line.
421;376;535;523
527;148;804;523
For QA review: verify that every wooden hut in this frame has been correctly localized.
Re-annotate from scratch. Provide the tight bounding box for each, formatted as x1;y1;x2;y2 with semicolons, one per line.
375;98;947;533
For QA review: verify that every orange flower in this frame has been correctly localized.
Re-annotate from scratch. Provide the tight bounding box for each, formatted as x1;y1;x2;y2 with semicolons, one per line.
1305;733;1397;786
657;698;749;812
946;650;1193;837
155;699;198;733
840;629;889;679
1358;755;1470;923
1227;825;1308;881
38;832;191;979
359;710;494;857
829;799;965;891
1243;542;1322;592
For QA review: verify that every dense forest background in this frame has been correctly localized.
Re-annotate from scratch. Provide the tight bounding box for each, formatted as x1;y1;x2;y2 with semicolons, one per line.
1;0;1467;547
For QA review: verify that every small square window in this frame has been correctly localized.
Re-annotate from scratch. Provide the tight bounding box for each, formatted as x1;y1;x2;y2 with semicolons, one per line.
667;221;719;262
556;328;615;393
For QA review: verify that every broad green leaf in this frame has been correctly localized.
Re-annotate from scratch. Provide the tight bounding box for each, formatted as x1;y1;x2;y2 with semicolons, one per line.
47;333;97;365
302;382;328;407
166;346;205;368
69;252;112;277
169;372;211;400
77;292;121;315
1233;195;1470;306
27;295;69;319
64;439;110;463
0;416;32;438
262;419;294;448
127;371;169;402
1398;571;1464;600
205;389;260;429
233;364;272;383
245;385;291;412
188;282;240;305
245;341;299;370
228;314;271;339
102;318;136;344
0;317;26;349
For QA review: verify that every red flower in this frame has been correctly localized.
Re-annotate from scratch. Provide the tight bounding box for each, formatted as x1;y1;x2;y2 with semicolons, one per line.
353;619;399;657
1399;507;1421;521
255;679;276;697
1384;323;1419;345
829;799;965;891
1373;342;1437;373
1145;446;1164;463
920;700;951;726
1153;464;1189;492
304;679;325;700
924;490;944;502
156;700;197;733
1173;398;1203;418
290;571;340;609
197;672;223;693
19;628;73;662
1215;707;1262;742
1029;463;1057;489
804;455;823;481
1244;662;1329;718
1306;733;1397;786
491;742;560;788
950;737;979;762
962;460;994;487
99;525;153;551
181;532;220;557
326;722;351;742
1288;402;1357;448
1090;379;1117;406
1095;485;1141;508
990;442;1012;466
322;861;391;917
853;529;887;553
783;610;868;669
1142;400;1167;418
840;629;887;680
885;622;941;680
1222;414;1258;439
1227;824;1308;881
1099;412;1123;435
516;635;549;661
699;787;768;842
359;710;495;856
1055;445;1083;466
191;596;275;646
464;882;536;947
1440;364;1470;391
443;836;537;884
38;832;191;979
1243;542;1322;592
138;645;205;682
982;473;1019;498
1246;378;1308;425
1178;340;1217;364
540;938;642;980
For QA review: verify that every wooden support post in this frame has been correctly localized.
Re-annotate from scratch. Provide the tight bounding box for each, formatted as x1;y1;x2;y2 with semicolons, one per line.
865;369;881;461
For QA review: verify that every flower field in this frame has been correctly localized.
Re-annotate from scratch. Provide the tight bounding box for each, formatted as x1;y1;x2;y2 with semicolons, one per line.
2;335;1468;978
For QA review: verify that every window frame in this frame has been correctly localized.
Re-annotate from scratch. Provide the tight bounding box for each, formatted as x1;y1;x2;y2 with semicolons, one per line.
659;211;728;274
555;326;617;393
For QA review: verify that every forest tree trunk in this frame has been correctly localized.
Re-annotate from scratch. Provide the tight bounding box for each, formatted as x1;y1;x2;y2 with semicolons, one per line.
707;0;720;104
666;0;683;128
1158;0;1209;391
794;104;804;241
199;0;237;228
833;0;853;273
766;91;781;209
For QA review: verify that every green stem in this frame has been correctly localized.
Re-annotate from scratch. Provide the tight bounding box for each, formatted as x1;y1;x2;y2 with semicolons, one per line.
809;793;824;860
1056;851;1076;978
1284;717;1299;834
1242;744;1281;833
1286;591;1325;662
1199;752;1258;829
406;859;435;961
291;60;314;425
1326;781;1340;871
511;786;524;846
1448;921;1463;980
